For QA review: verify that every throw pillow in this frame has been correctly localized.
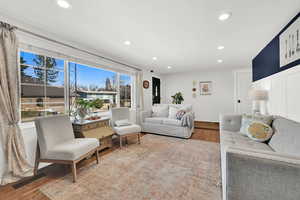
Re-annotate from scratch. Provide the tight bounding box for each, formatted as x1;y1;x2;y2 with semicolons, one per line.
169;106;180;119
246;122;273;142
115;119;132;127
240;114;273;136
176;110;186;120
152;105;169;117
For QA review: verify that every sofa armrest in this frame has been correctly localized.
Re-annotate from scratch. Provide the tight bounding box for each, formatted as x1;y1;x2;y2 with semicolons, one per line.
140;110;151;123
226;147;300;200
219;114;242;132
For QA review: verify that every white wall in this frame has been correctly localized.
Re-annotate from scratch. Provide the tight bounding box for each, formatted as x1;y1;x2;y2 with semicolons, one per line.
253;64;300;122
163;69;235;122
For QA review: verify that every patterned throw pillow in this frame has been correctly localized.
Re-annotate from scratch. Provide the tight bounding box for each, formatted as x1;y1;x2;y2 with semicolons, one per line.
246;122;273;142
240;114;273;136
176;110;186;120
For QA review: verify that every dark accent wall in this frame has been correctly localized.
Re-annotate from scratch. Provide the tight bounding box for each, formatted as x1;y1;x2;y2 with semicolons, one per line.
252;12;300;82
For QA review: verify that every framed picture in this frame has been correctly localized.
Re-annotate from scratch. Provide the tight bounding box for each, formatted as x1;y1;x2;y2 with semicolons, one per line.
199;81;212;95
279;15;300;68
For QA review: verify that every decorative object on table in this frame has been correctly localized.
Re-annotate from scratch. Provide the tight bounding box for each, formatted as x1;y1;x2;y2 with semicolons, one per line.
279;15;300;68
75;98;104;122
143;80;150;89
246;121;273;142
72;117;114;151
199;81;212;95
239;114;273;136
248;89;269;115
171;92;184;104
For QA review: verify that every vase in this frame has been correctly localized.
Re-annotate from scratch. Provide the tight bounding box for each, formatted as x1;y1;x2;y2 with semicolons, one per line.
77;108;88;122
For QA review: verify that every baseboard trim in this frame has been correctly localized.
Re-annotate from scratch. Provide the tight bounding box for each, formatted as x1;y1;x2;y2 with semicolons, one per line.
194;121;219;130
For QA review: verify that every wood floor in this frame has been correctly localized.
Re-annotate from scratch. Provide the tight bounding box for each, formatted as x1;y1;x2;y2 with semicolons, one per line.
0;128;219;200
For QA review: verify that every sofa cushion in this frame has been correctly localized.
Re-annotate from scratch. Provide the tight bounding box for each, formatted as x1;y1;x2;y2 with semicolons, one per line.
246;122;273;142
169;106;180;119
240;114;273;136
144;117;164;124
220;130;273;152
152;105;169;117
269;116;300;156
162;118;182;127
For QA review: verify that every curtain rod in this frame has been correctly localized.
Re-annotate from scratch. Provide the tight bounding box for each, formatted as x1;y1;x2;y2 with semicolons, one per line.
2;22;142;71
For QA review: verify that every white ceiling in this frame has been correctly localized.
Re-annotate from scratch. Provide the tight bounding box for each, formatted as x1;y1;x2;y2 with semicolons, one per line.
0;0;299;74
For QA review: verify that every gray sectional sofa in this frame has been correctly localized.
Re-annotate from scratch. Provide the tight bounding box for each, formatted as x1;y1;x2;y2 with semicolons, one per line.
220;114;300;200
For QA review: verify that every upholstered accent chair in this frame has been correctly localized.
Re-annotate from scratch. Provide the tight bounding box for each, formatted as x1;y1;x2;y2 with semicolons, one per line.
34;115;100;182
110;108;142;148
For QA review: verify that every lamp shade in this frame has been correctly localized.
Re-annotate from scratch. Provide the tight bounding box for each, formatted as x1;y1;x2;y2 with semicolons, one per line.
248;89;268;101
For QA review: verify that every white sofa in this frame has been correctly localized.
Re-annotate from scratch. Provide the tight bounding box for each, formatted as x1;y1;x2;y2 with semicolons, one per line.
140;104;194;138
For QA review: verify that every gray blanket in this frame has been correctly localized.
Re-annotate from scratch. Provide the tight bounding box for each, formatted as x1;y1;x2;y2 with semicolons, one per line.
181;112;195;129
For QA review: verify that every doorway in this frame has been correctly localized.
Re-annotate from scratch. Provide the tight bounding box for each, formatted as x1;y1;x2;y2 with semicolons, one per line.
152;77;161;104
234;70;252;114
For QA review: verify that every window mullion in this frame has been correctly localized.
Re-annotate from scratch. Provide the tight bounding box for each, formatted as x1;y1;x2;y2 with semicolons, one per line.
116;73;120;107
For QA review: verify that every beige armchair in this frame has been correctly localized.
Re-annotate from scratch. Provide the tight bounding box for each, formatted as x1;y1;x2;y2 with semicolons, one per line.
110;108;141;148
34;115;100;182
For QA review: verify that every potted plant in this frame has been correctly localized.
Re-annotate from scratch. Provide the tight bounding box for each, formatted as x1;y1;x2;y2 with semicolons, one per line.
75;98;104;122
171;92;184;104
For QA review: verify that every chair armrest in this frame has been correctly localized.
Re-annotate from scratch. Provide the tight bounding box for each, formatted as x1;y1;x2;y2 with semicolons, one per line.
140;110;151;123
226;147;300;200
219;114;242;132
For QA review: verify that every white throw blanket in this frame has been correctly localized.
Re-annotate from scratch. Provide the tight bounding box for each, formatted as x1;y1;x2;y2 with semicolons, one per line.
181;112;195;129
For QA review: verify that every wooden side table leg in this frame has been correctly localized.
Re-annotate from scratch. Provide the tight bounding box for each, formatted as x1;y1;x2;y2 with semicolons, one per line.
95;149;99;164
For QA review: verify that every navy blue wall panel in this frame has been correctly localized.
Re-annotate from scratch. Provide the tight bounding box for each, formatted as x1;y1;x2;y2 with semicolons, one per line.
252;12;300;82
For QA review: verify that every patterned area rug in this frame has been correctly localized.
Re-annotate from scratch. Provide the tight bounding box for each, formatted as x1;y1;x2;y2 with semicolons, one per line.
40;134;221;200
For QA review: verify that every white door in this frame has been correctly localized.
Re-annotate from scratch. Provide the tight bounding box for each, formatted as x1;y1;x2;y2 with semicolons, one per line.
235;70;252;114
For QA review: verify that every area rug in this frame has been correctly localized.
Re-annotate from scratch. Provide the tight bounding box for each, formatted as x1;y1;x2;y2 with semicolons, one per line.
40;134;221;200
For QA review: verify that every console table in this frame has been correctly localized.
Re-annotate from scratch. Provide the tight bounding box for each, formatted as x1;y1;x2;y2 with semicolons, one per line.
72;118;115;151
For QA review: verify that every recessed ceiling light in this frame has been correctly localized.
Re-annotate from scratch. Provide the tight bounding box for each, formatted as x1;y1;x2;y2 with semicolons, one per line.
167;66;172;69
218;12;231;21
124;41;131;45
57;0;71;9
217;46;225;50
217;59;223;63
152;57;157;61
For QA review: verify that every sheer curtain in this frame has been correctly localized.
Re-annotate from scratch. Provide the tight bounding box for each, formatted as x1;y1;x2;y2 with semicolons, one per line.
0;22;33;185
135;71;144;124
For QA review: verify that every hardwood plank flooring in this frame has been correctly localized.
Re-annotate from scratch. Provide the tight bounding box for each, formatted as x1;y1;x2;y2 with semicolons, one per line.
0;128;219;200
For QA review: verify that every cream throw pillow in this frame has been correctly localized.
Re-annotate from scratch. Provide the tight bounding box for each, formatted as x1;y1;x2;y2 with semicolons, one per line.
240;114;273;136
246;122;273;142
152;105;169;117
169;106;180;119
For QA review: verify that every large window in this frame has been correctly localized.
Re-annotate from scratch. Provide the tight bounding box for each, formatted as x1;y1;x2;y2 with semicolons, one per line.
120;74;132;108
69;62;117;114
20;51;65;122
20;51;134;122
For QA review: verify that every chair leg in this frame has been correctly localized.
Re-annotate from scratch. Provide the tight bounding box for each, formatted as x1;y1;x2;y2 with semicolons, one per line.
34;143;40;175
71;162;77;183
95;149;99;164
125;136;128;145
119;135;122;149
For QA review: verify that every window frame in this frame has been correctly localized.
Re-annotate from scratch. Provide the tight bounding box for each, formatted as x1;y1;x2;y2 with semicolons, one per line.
18;48;136;124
